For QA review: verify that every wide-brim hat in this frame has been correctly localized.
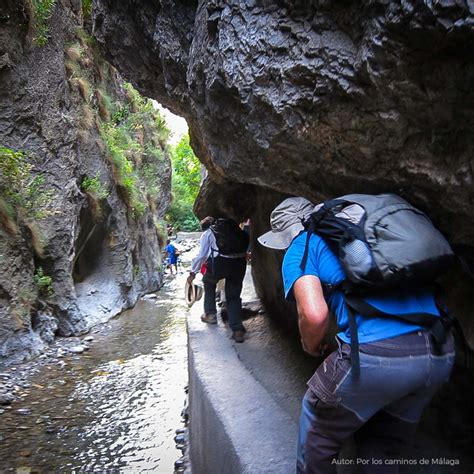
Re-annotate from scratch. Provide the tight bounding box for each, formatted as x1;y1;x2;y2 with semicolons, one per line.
257;197;314;250
184;280;204;307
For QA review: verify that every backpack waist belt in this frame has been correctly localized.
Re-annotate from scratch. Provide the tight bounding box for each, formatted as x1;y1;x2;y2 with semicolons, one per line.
217;252;247;258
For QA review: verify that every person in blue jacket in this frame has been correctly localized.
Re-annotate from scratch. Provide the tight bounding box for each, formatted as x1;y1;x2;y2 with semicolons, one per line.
258;197;455;474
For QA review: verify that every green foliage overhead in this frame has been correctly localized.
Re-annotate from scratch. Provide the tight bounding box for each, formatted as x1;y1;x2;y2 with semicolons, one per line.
0;146;52;222
166;135;201;231
29;0;56;46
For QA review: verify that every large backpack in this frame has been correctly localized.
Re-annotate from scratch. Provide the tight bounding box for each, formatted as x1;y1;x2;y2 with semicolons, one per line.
301;193;454;288
300;193;456;374
211;218;249;256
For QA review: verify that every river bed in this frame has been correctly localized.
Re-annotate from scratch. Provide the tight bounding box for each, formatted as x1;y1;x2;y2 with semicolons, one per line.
0;274;189;473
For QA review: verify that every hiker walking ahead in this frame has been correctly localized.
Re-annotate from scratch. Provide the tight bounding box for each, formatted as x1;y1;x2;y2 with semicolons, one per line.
188;216;249;343
258;197;455;474
165;239;179;274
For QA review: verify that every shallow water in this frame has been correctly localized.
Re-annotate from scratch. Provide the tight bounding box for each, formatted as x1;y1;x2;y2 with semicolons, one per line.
0;275;189;473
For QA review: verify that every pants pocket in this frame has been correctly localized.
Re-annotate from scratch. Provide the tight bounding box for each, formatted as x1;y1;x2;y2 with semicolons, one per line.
307;351;351;406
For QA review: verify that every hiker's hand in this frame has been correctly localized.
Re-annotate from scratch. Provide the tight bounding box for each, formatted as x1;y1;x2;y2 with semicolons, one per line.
302;340;329;358
187;273;195;285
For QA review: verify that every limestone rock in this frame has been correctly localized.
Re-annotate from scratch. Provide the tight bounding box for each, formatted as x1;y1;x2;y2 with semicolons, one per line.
93;0;474;348
0;0;171;363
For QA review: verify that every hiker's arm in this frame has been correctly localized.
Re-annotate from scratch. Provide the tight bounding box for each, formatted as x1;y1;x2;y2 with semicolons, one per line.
293;275;329;355
190;230;212;274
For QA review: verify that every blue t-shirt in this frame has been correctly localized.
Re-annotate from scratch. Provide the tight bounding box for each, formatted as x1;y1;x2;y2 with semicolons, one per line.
165;244;178;264
282;232;440;344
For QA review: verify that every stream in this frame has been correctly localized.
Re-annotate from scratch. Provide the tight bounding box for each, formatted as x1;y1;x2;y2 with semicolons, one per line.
0;273;189;473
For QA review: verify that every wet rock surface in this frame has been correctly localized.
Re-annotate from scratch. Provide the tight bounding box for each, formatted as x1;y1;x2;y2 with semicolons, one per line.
0;0;171;363
91;2;474;467
92;0;474;349
0;277;189;472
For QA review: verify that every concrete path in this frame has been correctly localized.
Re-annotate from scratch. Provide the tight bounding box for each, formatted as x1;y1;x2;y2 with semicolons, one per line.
187;266;318;473
185;264;472;473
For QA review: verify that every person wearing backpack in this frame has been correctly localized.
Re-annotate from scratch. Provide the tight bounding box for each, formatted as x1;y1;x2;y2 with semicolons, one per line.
258;196;455;474
188;215;249;342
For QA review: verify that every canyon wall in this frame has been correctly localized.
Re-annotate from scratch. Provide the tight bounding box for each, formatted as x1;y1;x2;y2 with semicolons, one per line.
93;0;474;349
0;0;171;363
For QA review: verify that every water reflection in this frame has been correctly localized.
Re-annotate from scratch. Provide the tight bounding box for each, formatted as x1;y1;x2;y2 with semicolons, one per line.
0;276;188;473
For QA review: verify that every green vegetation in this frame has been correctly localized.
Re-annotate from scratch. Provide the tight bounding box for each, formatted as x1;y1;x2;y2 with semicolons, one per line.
81;0;92;18
0;146;52;226
100;122;145;216
81;173;109;220
133;265;140;277
166;135;201;231
99;83;170;218
29;0;56;46
65;29;170;220
81;174;109;200
34;266;53;297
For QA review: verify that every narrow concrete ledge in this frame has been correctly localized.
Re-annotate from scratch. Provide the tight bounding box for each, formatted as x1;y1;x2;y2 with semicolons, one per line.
187;311;299;473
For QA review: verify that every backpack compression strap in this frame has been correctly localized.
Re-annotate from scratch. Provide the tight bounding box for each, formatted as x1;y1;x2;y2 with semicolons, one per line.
345;304;361;377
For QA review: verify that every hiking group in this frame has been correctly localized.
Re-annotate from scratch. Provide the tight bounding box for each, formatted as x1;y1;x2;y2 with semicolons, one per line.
258;194;456;473
186;193;456;473
187;216;249;343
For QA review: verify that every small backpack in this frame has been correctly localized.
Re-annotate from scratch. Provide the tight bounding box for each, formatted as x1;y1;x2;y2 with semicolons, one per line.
300;193;456;375
211;218;249;256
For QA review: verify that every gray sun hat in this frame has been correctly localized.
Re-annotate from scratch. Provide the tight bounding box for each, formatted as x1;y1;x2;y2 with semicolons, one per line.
257;197;314;250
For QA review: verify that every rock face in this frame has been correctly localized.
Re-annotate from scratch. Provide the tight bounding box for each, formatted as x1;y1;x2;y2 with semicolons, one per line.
0;0;171;363
91;0;474;462
93;0;474;347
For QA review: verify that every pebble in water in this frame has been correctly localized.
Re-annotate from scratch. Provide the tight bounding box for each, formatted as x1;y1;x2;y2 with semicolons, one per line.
0;391;15;405
16;408;32;416
69;346;87;354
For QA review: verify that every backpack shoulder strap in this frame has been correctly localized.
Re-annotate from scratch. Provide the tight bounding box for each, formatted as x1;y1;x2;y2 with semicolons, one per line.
299;198;352;272
299;223;313;271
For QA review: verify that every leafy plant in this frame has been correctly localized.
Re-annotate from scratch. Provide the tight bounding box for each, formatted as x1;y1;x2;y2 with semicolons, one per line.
34;266;53;297
100;123;145;217
63;36;170;221
0;146;53;223
82;0;92;18
81;174;109;200
29;0;57;46
133;265;140;277
99;83;171;219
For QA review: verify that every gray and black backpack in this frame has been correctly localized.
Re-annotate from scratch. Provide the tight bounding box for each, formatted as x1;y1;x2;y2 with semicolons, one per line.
300;193;456;374
211;218;249;256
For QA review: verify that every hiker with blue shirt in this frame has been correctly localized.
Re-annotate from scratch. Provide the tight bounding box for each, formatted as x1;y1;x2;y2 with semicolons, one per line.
258;197;455;474
165;239;179;274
